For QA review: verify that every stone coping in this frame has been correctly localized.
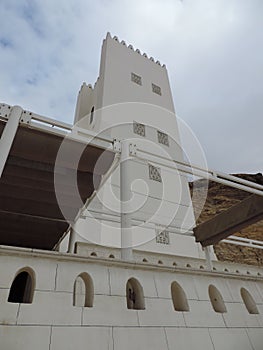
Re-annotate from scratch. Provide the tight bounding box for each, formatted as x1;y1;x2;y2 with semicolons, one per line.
0;243;262;281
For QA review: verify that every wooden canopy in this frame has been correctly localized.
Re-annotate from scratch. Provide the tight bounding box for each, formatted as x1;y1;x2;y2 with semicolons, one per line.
194;194;263;247
0;121;114;250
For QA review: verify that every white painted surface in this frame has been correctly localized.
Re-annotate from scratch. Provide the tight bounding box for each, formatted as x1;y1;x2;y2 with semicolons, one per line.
165;328;215;350
113;327;168;350
71;33;202;259
0;326;51;350
1;34;263;350
209;328;254;350
0;246;263;349
50;327;112;350
17;291;82;325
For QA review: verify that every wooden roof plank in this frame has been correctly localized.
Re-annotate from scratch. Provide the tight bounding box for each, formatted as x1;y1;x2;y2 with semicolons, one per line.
194;194;263;246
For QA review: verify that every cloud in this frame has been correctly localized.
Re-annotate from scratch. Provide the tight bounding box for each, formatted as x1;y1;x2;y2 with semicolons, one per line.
0;0;262;173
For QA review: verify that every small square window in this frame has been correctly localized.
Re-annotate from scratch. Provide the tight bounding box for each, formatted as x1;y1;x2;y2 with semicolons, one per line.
131;72;142;86
156;229;170;244
133;122;145;137
157;130;169;146
149;164;162;182
152;83;162;96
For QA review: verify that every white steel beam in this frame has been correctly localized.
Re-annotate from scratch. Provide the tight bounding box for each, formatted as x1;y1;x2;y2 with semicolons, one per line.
0;106;23;178
134;148;263;197
67;223;77;253
204;246;213;270
120;140;133;261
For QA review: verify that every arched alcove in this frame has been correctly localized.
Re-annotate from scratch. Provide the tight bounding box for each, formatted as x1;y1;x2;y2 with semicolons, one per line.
8;267;35;303
90;106;95;124
171;281;189;312
126;278;145;310
73;272;94;307
208;284;227;313
240;287;259;314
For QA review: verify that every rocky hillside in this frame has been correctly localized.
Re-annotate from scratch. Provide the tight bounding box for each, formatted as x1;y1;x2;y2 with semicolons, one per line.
190;173;263;266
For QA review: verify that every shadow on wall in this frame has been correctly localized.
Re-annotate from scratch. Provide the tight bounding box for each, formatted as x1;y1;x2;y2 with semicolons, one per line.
8;267;35;304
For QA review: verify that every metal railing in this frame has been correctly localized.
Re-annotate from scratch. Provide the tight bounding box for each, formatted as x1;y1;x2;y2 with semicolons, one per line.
222;235;263;250
1;103;263;262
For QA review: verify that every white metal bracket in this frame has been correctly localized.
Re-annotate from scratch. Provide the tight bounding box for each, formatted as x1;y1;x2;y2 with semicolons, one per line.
0;105;24;178
129;143;137;156
0;104;12;121
20;110;33;124
113;139;122;153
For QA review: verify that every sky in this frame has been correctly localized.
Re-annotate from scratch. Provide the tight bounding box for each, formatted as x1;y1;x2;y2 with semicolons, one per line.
0;0;262;174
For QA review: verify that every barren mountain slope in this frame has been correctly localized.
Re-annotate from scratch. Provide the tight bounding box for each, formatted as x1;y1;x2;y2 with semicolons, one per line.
190;173;263;266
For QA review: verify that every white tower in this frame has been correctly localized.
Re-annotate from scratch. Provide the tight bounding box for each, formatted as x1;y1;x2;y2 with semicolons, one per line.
72;33;203;258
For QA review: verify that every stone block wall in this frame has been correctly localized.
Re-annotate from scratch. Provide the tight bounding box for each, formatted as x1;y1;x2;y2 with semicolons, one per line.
0;245;263;350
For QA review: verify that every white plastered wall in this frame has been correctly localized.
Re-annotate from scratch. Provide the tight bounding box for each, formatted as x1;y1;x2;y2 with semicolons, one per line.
71;33;208;259
0;248;262;350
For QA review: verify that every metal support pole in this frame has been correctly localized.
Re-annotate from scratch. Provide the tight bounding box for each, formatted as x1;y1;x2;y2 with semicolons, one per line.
0;105;23;178
120;140;133;261
204;246;213;270
67;225;77;253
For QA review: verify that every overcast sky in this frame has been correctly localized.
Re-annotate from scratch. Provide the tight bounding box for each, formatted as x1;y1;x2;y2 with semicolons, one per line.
0;0;262;174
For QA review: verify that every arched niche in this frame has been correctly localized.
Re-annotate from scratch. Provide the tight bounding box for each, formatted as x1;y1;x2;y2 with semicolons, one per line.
90;106;95;124
126;278;145;310
208;284;227;313
73;272;94;307
171;281;189;312
240;287;259;314
8;267;35;304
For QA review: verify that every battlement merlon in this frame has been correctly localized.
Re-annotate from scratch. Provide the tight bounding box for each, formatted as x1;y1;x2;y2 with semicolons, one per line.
74;32;175;126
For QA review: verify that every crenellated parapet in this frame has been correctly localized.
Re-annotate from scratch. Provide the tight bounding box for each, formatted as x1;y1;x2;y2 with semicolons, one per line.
108;32;166;68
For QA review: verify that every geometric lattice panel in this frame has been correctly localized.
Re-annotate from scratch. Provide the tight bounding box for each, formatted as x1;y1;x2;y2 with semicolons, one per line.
152;83;162;95
149;164;162;182
157;130;169;146
133;122;145;137
156;229;170;244
131;72;142;85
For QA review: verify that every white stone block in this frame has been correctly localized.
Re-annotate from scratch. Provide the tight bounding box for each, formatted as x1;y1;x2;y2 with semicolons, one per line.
183;300;225;327
245;281;263;304
209;328;254;350
109;267;157;298
255;281;263;302
194;275;233;302
50;326;112;350
0;255;57;291
137;297;185;326
0;288;19;325
17;291;81;325
246;329;263;350
113;327;168;350
0;325;51;350
165;328;214;350
222;302;260;327
153;271;199;300
82;295;139;326
55;261;110;295
255;304;263;326
254;281;263;304
227;279;263;304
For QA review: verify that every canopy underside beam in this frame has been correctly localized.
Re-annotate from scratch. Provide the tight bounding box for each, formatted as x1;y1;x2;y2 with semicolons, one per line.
194;194;263;247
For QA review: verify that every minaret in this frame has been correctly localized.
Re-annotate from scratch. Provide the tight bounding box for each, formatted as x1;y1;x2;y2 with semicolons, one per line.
72;33;205;258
